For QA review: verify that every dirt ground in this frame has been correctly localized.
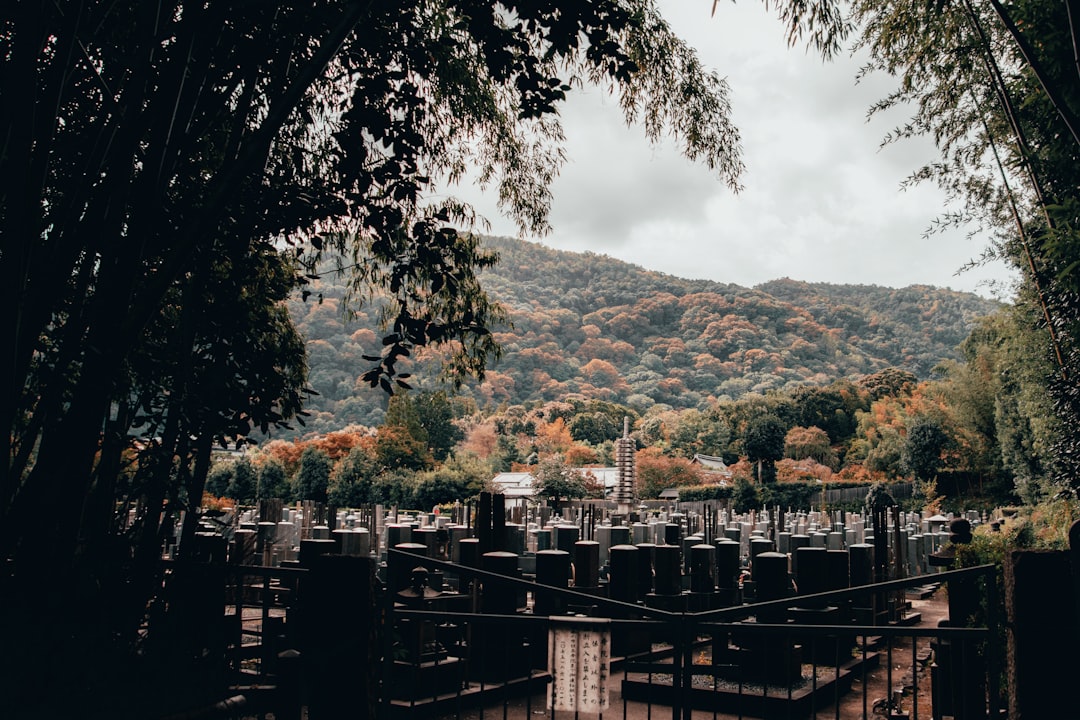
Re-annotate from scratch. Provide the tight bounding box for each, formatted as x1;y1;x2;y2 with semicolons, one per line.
836;589;947;720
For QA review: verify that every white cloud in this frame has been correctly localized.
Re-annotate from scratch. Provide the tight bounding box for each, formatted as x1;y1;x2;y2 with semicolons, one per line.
446;0;1019;300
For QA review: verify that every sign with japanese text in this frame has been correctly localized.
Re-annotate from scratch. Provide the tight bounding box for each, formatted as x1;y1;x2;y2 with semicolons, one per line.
547;616;611;714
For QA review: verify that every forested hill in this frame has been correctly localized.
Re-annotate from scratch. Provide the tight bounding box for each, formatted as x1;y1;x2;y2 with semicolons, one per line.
286;235;1002;434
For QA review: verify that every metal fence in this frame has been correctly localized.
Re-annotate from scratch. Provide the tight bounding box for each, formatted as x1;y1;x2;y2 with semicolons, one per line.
381;552;1000;720
211;552;1000;720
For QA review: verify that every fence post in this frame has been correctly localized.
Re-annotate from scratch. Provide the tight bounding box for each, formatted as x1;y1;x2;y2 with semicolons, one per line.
274;649;302;720
1004;548;1077;718
299;554;379;720
677;612;692;720
1071;520;1080;635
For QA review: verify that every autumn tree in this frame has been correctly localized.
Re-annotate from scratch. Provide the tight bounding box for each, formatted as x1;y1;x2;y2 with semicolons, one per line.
635;448;703;499
535;417;576;455
565;444;601;467
374;425;432;474
784;426;839;470
262;439;307;479
776;458;834;484
858;369;919;402
309;429;368;463
462;421;499;458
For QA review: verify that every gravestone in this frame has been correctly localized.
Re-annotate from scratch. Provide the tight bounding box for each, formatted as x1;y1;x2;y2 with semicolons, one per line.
722;551;801;685
471;551;529;682
573;540;600;590
634;542;656;599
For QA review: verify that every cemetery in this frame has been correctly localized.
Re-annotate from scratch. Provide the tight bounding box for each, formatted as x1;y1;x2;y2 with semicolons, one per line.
169;480;1014;720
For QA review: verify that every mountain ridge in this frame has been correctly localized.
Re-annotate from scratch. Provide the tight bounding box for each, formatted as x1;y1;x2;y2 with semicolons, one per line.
286;235;1002;434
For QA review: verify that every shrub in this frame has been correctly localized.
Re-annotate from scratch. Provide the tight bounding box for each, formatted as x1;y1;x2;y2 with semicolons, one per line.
677;485;734;502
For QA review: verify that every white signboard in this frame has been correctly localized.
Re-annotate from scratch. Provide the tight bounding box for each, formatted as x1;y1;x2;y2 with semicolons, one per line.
547;616;611;714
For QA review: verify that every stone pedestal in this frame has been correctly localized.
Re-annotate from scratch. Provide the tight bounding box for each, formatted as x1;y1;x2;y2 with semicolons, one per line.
725;552;801;686
471;551;529;682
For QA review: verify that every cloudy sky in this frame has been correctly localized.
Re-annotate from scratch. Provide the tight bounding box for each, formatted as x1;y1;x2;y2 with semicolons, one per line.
452;1;1019;300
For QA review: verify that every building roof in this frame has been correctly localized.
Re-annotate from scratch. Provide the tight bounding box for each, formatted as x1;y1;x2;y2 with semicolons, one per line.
693;453;732;475
490;472;535;498
490;467;624;498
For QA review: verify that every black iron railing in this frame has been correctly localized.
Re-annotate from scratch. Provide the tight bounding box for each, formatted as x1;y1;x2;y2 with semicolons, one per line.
206;552;1000;720
384;551;1001;720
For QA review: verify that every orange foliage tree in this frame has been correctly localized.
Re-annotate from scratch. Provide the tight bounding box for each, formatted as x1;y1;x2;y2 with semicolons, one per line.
310;428;371;461
565;444;600;467
635;447;703;499
262;439;306;478
535;416;574;455
775;458;834;484
462;421;499;458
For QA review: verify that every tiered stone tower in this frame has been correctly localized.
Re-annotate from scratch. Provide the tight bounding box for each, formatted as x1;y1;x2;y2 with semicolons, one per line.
613;416;636;514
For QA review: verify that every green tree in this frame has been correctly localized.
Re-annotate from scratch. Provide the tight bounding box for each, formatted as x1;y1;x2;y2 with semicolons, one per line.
732;477;761;514
328;446;377;508
667;408;730;458
413;391;464;462
784;426;839;470
411;455;487;510
227;458;258;504
295;447;332;503
865;426;906;480
205;464;233;498
744;414;787;484
638;414;667;447
372;469;418;508
901;417;949;483
780;0;1080;495
533;455;588;516
968;311;1058;501
788;382;866;443
569;412;621;445
257;458;292;501
491;434;523;473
